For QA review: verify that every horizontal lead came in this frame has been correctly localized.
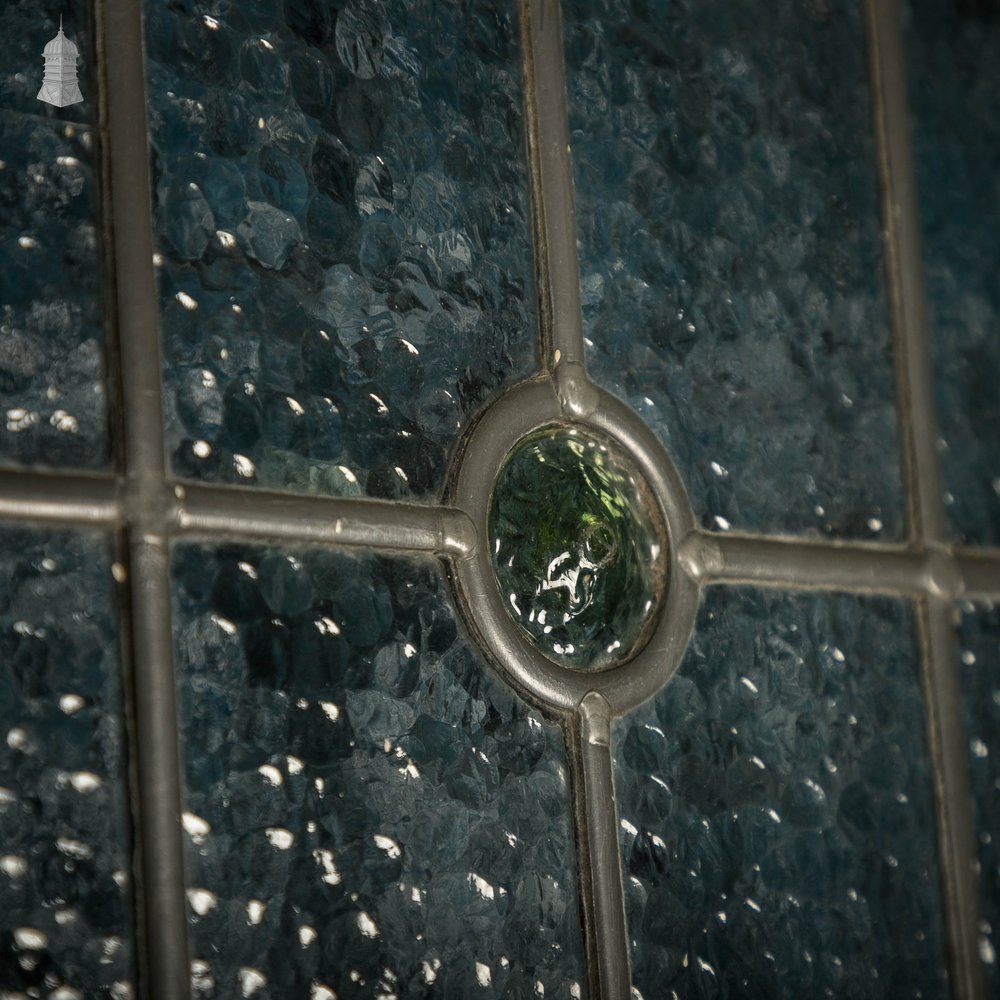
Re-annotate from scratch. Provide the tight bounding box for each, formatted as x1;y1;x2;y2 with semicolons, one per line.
0;465;997;599
178;482;477;557
685;530;1000;601
0;468;120;525
955;550;1000;603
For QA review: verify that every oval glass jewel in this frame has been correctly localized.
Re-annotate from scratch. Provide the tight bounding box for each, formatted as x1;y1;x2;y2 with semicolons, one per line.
489;426;667;670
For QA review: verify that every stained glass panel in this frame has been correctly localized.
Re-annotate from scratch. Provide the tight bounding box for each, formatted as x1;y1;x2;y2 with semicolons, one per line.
172;543;586;997
614;587;948;998
0;525;133;996
563;0;904;540
0;3;111;471
906;0;1000;544
146;0;536;499
955;603;1000;992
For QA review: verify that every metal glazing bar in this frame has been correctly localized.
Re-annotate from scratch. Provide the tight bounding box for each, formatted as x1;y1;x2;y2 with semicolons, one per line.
865;0;984;995
88;0;127;475
2;455;997;603
516;2;633;993
568;693;632;1000
0;465;474;555
687;531;927;595
920;598;984;999
101;8;166;486
684;530;1000;600
866;0;945;543
99;0;190;996
177;483;477;557
519;0;596;415
955;550;1000;603
0;468;120;526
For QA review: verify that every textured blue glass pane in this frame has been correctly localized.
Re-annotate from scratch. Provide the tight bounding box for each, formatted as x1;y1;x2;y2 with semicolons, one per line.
563;0;904;540
0;4;110;471
906;0;1000;544
147;0;535;499
614;588;947;998
0;525;133;995
956;603;1000;990
172;544;585;997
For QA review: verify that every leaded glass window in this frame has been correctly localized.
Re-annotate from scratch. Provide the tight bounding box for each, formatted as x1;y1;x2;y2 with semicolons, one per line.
0;0;998;998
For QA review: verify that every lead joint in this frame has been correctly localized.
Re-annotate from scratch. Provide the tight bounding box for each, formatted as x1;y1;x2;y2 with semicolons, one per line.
924;547;963;601
440;509;478;560
579;691;612;746
554;361;599;419
677;532;722;581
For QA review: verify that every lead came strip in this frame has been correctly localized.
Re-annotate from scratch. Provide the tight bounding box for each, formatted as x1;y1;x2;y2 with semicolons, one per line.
571;693;631;1000
864;0;985;995
0;0;991;997
518;0;595;419
6;464;1000;601
99;0;191;996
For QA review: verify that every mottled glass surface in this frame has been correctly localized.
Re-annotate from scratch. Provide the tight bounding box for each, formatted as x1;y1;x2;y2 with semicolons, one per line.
146;0;535;500
614;588;948;998
490;426;664;669
956;603;1000;991
0;526;133;996
563;0;904;540
0;3;110;471
172;544;585;997
907;0;1000;544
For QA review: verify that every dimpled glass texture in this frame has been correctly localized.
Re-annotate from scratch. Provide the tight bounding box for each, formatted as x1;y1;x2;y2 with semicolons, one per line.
955;604;1000;992
145;0;535;499
906;0;1000;544
614;588;949;999
562;0;905;540
172;543;586;998
489;426;664;670
0;3;110;471
0;525;133;995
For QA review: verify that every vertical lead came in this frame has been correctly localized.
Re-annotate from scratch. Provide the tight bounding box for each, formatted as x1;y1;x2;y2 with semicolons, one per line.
864;0;985;995
570;693;632;1000
97;0;191;997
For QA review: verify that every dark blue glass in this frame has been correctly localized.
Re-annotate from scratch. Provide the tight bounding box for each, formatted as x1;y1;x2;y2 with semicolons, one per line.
906;0;1000;544
0;4;110;471
614;587;948;998
563;0;904;540
956;603;1000;991
0;525;133;996
172;544;586;997
146;0;536;500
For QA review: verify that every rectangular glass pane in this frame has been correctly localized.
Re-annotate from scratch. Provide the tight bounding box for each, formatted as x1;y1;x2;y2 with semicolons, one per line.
956;602;1000;991
147;0;536;499
0;5;111;471
906;0;1000;544
0;525;134;997
563;0;904;540
172;543;586;997
614;587;948;998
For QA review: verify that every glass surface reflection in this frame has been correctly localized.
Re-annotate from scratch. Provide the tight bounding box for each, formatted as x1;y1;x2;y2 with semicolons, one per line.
490;426;665;670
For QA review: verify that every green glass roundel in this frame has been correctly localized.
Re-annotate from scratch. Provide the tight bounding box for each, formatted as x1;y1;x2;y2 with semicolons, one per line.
489;426;666;670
